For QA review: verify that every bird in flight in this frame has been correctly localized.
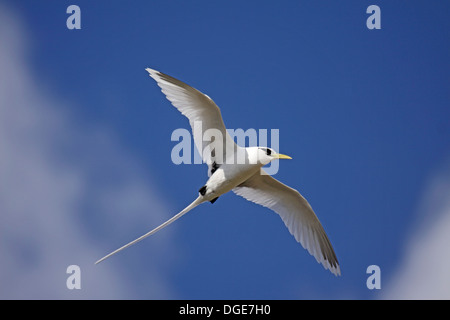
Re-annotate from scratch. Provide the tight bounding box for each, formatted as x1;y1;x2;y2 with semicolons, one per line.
96;68;340;276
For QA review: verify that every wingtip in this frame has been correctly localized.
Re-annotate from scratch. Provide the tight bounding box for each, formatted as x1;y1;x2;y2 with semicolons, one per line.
333;267;342;277
328;263;341;277
145;67;159;75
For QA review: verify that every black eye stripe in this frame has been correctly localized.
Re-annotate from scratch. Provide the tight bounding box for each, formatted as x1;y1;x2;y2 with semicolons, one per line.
260;147;271;156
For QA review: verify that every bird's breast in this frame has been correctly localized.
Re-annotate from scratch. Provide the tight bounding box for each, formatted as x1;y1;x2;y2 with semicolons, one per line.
205;163;262;197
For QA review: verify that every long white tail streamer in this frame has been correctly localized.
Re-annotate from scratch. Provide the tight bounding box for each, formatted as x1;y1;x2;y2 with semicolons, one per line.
95;196;204;264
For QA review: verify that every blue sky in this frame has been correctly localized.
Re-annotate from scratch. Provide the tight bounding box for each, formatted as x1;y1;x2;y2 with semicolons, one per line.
1;0;449;299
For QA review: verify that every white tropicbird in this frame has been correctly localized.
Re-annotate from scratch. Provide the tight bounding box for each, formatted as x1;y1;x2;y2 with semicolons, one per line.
95;68;340;276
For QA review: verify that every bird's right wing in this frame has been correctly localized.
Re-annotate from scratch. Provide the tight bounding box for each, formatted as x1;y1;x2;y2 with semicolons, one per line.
146;68;238;175
233;169;340;276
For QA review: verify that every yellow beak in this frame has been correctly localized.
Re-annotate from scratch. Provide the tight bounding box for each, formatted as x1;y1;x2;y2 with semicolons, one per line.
276;153;292;160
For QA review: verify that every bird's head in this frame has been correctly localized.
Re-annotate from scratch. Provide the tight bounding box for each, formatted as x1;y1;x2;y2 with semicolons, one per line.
255;147;292;165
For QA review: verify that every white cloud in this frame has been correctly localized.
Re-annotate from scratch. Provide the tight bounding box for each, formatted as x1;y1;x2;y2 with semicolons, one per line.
381;162;450;299
0;4;176;299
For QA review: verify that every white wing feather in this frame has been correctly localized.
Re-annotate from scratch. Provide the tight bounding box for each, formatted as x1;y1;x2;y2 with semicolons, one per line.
233;169;340;276
146;68;237;175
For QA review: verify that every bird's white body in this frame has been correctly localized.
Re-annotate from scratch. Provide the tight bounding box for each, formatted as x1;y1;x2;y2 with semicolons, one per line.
203;147;268;201
96;68;341;276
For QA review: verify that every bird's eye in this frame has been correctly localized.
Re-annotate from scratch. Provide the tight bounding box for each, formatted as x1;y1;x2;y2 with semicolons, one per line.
265;148;271;156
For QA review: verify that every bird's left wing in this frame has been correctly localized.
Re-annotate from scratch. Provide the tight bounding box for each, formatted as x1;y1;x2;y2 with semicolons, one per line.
146;68;238;175
233;170;340;276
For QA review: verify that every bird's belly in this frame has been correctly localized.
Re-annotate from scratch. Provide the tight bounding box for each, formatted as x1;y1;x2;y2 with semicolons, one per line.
205;163;261;197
